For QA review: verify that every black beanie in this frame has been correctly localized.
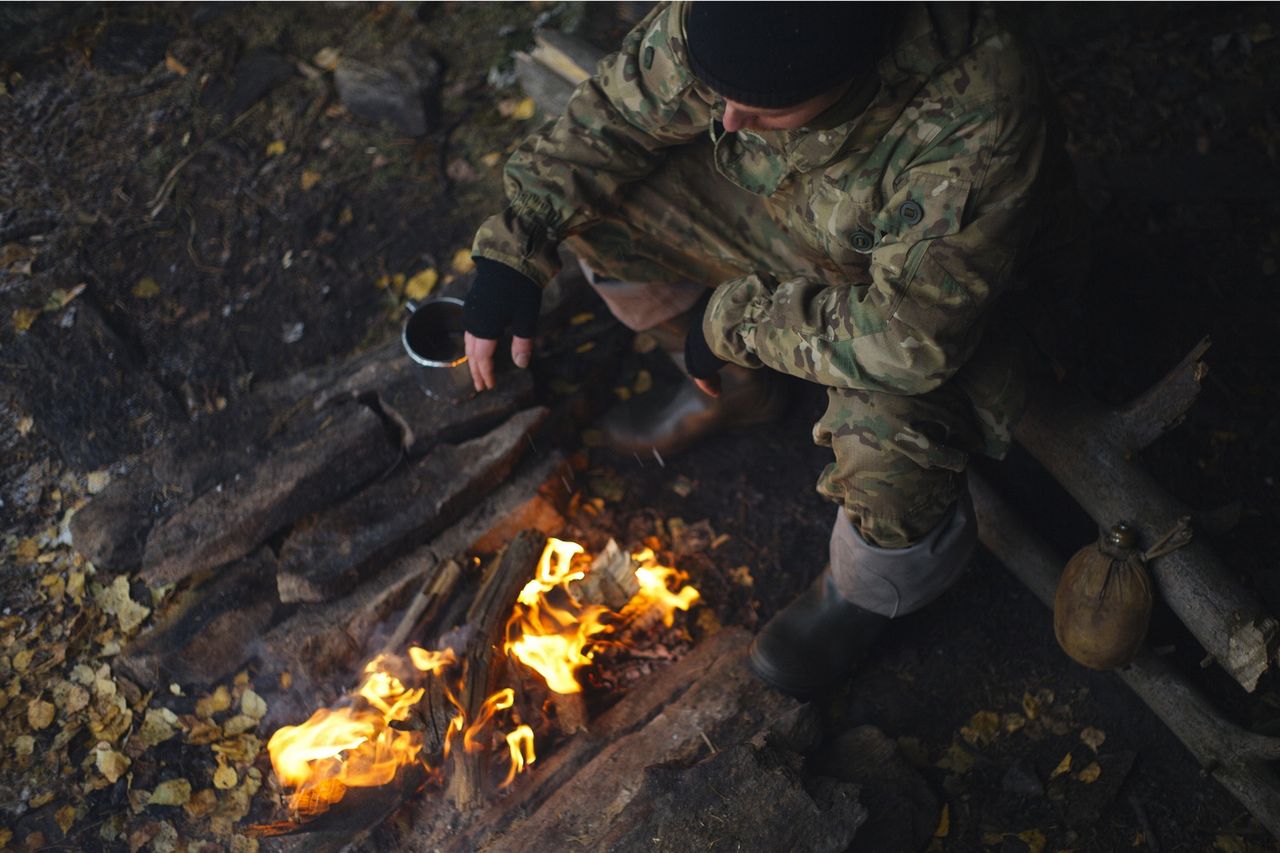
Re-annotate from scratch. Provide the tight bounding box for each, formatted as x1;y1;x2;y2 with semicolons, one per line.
685;2;889;109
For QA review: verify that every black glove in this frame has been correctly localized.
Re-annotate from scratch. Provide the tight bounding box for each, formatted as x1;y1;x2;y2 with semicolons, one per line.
463;258;542;340
683;291;727;380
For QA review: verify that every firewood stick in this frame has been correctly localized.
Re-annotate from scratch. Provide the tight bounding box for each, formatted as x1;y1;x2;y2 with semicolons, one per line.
970;471;1280;837
1014;343;1277;692
550;692;588;736
379;559;463;656
447;531;547;811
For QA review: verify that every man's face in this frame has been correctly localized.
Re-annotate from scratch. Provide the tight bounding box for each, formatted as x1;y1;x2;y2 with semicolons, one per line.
719;81;851;133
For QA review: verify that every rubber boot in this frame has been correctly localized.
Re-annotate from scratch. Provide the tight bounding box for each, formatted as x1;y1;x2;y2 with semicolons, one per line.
749;492;977;699
598;313;787;458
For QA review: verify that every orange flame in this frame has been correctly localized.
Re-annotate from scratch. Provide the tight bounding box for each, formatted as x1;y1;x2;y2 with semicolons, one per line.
502;725;536;787
627;548;702;627
268;536;702;816
267;652;452;814
505;539;614;694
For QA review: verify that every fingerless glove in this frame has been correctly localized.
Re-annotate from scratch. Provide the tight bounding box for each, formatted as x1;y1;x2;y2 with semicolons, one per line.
463;258;542;339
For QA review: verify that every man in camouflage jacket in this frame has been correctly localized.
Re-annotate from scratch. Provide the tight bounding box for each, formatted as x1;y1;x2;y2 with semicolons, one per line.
463;2;1085;697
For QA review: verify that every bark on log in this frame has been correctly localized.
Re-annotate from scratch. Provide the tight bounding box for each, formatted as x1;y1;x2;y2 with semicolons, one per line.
970;471;1280;839
141;402;399;585
1014;340;1277;691
274;407;548;604
116;549;278;687
375;368;535;456
473;628;859;853
446;530;548;811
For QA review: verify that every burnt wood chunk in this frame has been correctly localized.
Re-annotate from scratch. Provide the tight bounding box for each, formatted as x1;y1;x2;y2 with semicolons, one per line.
116;549;278;687
141;402;398;585
275;407;548;604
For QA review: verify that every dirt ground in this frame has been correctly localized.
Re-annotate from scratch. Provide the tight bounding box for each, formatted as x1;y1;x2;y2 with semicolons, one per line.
3;2;1280;851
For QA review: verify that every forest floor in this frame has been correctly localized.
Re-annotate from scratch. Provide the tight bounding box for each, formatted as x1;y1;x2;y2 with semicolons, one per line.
2;3;1280;852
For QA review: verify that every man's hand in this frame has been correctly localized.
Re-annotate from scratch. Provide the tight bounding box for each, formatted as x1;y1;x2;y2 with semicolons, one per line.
462;258;542;392
684;291;727;397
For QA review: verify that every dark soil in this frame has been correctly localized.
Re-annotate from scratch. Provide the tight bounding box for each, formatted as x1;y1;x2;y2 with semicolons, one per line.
3;2;1280;851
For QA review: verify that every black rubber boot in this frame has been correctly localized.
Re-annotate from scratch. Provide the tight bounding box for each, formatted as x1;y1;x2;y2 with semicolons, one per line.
598;315;787;458
748;567;890;700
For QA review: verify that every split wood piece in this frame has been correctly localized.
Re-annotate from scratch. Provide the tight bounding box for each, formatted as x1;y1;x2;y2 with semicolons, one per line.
446;530;548;812
970;471;1280;839
514;30;605;118
375;366;535;456
141;401;399;586
477;628;854;853
432;451;571;559
115;549;279;688
70;339;402;571
414;628;810;852
1014;339;1278;691
274;406;548;604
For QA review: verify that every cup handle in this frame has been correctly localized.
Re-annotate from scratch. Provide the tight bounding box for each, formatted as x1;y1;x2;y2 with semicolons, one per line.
405;299;419;313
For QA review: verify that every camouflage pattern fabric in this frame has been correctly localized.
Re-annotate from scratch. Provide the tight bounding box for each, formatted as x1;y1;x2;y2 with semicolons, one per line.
472;2;1084;547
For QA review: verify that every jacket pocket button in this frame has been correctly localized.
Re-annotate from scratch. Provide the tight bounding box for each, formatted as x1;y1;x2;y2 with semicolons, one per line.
851;229;875;253
900;200;924;225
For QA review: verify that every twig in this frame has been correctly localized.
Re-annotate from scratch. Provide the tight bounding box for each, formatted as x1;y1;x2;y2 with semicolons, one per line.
148;104;261;220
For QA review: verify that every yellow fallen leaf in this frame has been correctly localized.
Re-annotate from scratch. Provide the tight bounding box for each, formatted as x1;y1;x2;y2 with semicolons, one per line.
12;306;40;332
613;386;631;401
58;683;90;714
195;685;231;719
480;151;503;168
312;47;340;71
1214;835;1248;853
933;803;949;837
451;249;476;274
338;206;354;227
15;537;38;563
961;710;1000;746
16;415;33;436
132;277;161;298
300;170;322;191
1076;761;1102;784
1017;829;1047;853
213;762;238;790
165;54;189;76
14;735;35;756
1004;712;1027;733
1080;726;1106;752
27;698;55;730
184;788;218;819
404;268;439;301
575;341;596;354
94;742;130;783
265;139;286;157
240;689;267;721
97;575;150;633
569;311;595;326
222;714;258;735
279;671;292;690
512;97;536;120
633;369;653;394
137;707;180;748
86;470;110;494
1049;752;1072;779
29;791;54;808
55;803;76;835
0;829;11;848
148;778;192;806
935;740;975;775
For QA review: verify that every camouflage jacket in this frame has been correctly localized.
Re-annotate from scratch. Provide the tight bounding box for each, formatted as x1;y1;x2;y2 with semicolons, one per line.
473;2;1063;396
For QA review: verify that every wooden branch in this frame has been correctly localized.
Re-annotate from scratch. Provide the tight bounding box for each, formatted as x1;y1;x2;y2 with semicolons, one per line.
1110;337;1211;451
446;531;547;811
1014;346;1276;692
970;472;1280;837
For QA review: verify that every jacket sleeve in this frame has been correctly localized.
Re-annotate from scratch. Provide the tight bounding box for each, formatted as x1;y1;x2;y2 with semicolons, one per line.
472;1;715;286
703;96;1048;395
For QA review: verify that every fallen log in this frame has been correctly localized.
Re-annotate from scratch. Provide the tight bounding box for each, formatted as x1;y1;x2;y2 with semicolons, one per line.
1013;339;1278;691
274;407;548;604
971;471;1280;838
140;401;400;585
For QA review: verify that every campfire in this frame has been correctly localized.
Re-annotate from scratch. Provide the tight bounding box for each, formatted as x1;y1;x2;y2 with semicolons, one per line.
265;536;700;820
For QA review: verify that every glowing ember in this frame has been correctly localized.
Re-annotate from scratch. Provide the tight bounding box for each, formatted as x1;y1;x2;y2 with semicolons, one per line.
267;535;701;817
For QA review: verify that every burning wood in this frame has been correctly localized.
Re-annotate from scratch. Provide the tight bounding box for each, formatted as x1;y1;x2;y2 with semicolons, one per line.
261;531;702;825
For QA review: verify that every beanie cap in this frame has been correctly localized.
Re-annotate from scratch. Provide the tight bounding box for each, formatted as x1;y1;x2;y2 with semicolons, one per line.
685;2;887;108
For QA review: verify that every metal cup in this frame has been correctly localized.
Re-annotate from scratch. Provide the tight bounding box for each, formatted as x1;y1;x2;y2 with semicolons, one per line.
399;295;471;394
